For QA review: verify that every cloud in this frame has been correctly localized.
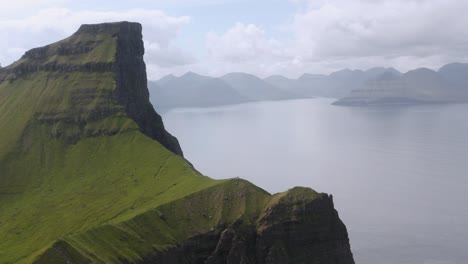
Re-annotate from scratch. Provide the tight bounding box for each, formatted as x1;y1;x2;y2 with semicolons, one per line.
139;0;242;7
0;8;193;71
0;0;69;15
144;40;196;68
292;0;468;59
202;0;468;77
206;23;288;63
291;0;468;72
203;23;300;77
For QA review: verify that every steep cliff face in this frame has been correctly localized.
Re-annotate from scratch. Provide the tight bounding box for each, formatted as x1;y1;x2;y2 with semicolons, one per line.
0;22;354;264
109;23;183;155
255;189;353;264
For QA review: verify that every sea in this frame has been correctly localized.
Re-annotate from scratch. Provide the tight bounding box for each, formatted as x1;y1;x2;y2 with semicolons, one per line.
162;98;468;264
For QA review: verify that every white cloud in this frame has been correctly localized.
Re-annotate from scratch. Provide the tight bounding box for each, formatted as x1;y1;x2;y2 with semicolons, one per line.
292;0;468;59
144;40;195;68
0;0;69;14
203;23;299;77
0;0;67;5
200;0;468;77
291;0;468;72
206;23;288;63
0;8;193;73
0;0;72;22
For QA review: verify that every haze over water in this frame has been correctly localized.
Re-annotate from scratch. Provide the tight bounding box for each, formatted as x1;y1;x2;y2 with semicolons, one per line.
162;98;468;264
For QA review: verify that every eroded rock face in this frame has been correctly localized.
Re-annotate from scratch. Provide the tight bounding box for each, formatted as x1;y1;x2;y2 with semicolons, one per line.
139;188;354;264
256;193;354;264
112;23;183;155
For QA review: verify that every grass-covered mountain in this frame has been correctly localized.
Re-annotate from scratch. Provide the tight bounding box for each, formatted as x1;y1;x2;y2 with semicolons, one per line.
0;22;354;264
334;64;468;106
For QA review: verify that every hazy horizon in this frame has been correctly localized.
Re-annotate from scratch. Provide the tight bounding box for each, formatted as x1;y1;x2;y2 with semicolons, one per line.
149;62;467;81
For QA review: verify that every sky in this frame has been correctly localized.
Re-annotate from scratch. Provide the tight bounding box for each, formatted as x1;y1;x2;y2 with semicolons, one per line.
1;0;468;80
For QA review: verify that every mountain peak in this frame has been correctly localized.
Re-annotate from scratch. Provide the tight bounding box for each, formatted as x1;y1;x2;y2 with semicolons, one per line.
180;71;211;82
439;62;468;70
11;22;142;66
0;21;182;155
405;67;438;76
330;68;365;79
374;70;401;81
76;21;142;35
182;71;202;78
438;62;468;86
155;74;177;85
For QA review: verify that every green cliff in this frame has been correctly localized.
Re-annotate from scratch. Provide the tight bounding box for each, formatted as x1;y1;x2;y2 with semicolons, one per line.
0;22;354;264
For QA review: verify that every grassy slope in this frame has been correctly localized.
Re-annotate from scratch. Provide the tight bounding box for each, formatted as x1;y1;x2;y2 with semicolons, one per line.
1;132;222;264
0;68;222;263
9;30;117;69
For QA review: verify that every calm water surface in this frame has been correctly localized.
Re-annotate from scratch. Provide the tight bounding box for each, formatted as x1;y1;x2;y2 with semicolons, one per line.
162;98;468;264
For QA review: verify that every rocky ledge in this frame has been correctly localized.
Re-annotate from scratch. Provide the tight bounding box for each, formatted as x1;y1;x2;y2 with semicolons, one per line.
34;184;354;264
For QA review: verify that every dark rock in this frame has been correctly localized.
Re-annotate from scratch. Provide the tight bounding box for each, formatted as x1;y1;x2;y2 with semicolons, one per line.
140;192;354;264
112;22;183;155
256;193;354;264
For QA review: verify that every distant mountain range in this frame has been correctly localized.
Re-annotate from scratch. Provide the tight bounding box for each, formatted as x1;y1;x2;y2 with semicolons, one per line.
265;67;403;99
335;63;468;105
149;63;468;109
149;72;299;110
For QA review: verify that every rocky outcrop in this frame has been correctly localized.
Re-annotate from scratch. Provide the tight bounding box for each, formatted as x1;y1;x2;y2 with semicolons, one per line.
134;187;354;264
256;192;354;264
111;22;183;155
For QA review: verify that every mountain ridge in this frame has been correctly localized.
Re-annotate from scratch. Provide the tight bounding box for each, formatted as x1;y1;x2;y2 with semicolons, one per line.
335;64;468;105
0;22;354;264
150;67;406;109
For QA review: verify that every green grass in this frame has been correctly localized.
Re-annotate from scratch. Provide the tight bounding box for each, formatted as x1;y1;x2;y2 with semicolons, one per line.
0;130;222;263
0;70;119;161
8;31;117;69
0;46;240;263
0;46;218;262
